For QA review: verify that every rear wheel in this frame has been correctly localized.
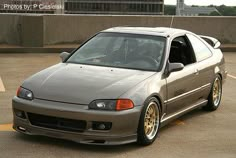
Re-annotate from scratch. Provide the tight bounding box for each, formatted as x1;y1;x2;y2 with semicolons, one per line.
203;75;222;111
137;97;160;145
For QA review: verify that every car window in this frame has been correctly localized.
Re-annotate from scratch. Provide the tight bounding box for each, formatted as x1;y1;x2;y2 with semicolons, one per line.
67;32;166;71
169;36;196;66
75;36;112;59
187;34;212;62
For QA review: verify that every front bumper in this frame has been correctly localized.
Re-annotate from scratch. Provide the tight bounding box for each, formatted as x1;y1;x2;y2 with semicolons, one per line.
12;97;142;145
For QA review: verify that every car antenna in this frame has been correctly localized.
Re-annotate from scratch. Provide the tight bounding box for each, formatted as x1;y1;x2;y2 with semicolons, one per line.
170;16;174;28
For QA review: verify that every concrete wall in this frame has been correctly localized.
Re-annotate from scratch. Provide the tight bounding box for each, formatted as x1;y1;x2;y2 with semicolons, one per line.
0;14;236;47
0;14;44;47
0;14;21;45
171;16;236;44
21;15;44;47
43;15;173;45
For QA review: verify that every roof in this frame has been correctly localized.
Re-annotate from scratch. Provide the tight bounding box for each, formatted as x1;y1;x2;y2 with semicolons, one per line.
102;27;188;37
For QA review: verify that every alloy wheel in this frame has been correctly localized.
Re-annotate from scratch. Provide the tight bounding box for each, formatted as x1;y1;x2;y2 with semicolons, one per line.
144;102;159;140
212;77;222;106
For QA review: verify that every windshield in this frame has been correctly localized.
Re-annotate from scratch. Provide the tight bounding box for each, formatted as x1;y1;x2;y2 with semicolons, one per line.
67;32;166;71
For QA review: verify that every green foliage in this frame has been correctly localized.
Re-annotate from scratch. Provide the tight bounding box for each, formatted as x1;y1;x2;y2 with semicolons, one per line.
216;5;236;16
209;11;221;16
164;5;176;15
164;5;236;16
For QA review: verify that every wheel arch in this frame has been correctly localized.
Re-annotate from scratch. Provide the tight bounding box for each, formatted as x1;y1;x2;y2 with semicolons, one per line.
214;66;222;79
217;73;223;80
142;93;164;115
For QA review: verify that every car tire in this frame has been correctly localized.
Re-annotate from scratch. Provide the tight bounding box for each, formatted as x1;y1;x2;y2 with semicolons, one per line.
137;97;161;145
203;75;222;111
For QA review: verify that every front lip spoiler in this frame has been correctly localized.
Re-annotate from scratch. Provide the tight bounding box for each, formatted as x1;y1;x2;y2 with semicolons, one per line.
13;120;137;145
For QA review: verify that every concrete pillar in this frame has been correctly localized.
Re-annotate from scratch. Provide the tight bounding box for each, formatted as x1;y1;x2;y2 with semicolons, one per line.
54;0;64;14
176;0;185;15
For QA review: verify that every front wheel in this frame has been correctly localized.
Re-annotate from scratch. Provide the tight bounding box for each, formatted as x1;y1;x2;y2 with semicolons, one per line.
137;97;161;145
203;75;222;111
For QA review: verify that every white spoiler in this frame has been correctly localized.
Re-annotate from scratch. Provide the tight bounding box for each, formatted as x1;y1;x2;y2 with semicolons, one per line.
199;35;221;49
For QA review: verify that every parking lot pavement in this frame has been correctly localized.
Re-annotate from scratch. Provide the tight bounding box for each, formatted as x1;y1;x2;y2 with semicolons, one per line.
0;53;236;158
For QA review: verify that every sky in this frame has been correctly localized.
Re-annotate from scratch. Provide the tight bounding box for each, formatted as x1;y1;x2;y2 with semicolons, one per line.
165;0;236;6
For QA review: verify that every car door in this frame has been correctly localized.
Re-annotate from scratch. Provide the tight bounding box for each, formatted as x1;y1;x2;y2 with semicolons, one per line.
186;34;215;100
165;36;201;117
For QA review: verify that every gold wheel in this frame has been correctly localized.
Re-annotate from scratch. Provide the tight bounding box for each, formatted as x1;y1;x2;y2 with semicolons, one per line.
212;77;222;106
203;75;222;111
144;102;159;140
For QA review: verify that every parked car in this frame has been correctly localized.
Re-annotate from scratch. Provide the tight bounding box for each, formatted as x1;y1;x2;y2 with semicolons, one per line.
12;27;227;145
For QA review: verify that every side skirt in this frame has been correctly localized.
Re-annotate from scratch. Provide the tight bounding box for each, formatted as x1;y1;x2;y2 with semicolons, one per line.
160;99;208;127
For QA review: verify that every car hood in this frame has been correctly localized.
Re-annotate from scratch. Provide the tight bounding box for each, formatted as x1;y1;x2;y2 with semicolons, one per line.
22;63;156;104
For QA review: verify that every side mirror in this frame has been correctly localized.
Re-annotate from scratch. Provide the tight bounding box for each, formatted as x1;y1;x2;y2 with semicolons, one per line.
60;52;70;62
168;62;184;73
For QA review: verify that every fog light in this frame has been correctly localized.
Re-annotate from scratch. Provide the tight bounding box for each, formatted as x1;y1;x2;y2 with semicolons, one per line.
17;126;26;132
14;109;26;119
97;124;106;130
92;122;112;130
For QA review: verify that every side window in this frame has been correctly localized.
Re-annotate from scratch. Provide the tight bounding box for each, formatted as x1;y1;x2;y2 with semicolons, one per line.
169;36;196;66
187;34;212;62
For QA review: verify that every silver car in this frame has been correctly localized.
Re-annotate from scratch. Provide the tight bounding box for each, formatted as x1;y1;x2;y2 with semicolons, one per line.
12;27;227;145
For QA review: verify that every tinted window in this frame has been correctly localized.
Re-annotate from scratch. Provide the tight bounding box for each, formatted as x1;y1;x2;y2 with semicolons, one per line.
169;36;196;66
187;34;212;61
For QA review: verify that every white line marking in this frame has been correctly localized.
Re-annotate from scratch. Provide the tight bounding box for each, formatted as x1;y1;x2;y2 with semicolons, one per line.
0;77;6;92
228;74;236;79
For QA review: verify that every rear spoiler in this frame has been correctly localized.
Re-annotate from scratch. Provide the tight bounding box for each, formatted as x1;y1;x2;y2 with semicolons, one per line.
199;35;221;49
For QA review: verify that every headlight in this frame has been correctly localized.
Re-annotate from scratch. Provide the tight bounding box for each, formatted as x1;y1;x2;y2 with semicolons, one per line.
89;99;134;111
17;87;34;100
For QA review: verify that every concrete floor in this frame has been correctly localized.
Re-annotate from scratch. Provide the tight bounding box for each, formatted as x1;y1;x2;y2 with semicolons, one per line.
0;53;236;158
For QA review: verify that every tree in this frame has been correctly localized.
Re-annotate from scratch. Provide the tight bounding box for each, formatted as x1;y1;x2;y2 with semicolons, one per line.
164;5;176;15
216;5;236;16
209;11;221;16
164;5;236;16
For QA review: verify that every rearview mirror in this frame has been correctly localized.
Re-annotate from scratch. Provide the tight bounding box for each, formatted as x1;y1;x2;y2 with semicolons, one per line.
60;52;70;62
168;63;184;73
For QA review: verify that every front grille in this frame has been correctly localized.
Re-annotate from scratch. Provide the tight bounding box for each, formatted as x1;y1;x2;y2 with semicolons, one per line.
27;113;86;132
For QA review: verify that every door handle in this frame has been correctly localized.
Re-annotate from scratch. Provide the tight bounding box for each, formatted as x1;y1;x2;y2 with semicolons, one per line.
194;69;199;75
